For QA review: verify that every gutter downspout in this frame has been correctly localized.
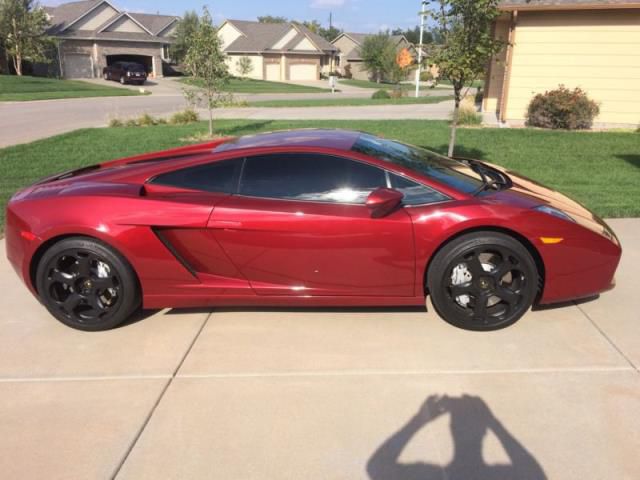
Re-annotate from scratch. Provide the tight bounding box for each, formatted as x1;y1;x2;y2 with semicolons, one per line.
499;10;518;124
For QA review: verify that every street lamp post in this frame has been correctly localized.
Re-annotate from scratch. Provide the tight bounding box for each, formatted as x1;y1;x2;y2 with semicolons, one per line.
415;0;429;98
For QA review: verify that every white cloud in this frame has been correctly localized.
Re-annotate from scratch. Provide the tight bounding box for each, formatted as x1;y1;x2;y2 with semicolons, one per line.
310;0;348;9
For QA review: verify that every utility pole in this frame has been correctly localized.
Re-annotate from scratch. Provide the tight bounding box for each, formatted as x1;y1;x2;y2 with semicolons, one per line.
329;12;333;29
415;0;429;98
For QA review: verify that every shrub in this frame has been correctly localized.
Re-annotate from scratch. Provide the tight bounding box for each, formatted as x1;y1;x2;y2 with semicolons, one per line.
389;86;406;99
420;70;434;82
526;85;600;130
137;113;157;127
454;96;482;126
371;89;391;100
124;118;139;127
170;108;199;125
108;118;123;128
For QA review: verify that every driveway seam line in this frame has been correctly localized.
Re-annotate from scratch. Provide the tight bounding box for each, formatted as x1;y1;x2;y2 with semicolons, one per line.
110;311;212;480
176;366;633;379
0;375;171;383
574;301;638;372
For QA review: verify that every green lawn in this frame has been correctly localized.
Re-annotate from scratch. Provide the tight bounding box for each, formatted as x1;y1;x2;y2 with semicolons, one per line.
1;120;638;230
0;75;145;101
339;79;413;90
181;77;330;93
248;95;454;108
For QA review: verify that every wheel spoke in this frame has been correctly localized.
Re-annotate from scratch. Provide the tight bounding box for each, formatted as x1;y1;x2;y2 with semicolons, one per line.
450;284;472;298
496;286;520;306
466;253;485;277
76;254;92;277
473;295;488;320
62;293;83;312
49;269;72;285
92;277;114;290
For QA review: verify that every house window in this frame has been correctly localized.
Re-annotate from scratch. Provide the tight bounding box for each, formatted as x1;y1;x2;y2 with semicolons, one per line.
162;45;170;60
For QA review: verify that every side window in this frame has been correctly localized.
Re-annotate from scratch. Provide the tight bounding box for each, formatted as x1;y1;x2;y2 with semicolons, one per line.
390;173;450;205
150;159;241;193
239;153;387;204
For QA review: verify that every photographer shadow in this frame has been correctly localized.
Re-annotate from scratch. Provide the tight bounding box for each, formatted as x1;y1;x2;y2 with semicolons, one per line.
367;394;546;480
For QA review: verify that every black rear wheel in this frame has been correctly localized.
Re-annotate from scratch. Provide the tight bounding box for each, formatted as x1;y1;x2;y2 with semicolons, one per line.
427;232;538;331
36;237;140;331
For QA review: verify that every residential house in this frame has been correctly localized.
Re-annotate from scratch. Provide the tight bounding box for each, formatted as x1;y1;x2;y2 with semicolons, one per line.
484;0;640;126
218;20;337;81
44;0;179;79
331;33;415;81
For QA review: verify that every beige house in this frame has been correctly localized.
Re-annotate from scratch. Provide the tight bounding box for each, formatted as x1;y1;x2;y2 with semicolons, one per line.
484;0;640;127
331;33;415;81
218;20;337;81
44;0;178;78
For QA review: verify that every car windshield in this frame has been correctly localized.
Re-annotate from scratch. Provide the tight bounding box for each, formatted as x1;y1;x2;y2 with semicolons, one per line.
351;133;484;194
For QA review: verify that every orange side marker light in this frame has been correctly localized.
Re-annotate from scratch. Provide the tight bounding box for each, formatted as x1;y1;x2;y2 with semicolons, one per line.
540;237;564;245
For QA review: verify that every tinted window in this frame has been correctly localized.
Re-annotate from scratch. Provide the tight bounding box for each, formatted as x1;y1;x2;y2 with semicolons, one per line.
150;159;241;193
390;173;449;206
352;133;484;194
240;153;387;204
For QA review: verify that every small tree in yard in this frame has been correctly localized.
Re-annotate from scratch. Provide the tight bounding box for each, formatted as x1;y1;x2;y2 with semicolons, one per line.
236;56;253;79
429;0;505;156
0;0;51;76
183;7;230;136
361;33;396;83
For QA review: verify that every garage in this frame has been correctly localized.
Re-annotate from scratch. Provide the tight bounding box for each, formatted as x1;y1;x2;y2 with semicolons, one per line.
106;54;153;75
63;54;93;78
289;63;318;81
265;63;280;81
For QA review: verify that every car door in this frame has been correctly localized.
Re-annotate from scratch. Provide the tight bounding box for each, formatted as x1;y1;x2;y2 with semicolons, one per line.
210;152;416;297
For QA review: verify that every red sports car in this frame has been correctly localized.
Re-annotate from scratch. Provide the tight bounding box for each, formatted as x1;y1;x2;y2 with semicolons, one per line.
5;129;621;331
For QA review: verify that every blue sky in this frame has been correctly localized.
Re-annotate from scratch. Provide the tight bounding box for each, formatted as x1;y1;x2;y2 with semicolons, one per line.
108;0;429;33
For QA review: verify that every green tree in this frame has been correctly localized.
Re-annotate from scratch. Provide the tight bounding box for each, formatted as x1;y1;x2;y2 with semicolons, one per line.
0;0;51;76
236;56;253;79
360;33;396;83
169;10;199;65
183;7;230;136
318;25;341;42
429;0;504;156
257;15;288;23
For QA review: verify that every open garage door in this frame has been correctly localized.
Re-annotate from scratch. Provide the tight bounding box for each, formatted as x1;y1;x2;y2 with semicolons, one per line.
289;63;317;81
64;54;93;78
106;54;153;75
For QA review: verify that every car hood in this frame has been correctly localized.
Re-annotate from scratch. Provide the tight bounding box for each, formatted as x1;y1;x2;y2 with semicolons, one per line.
479;162;616;241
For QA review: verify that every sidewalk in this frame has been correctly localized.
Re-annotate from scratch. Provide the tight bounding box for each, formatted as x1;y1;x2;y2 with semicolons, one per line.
0;218;638;479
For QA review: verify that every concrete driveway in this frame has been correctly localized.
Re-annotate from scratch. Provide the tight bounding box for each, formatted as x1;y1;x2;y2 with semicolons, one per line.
0;78;455;148
1;218;638;479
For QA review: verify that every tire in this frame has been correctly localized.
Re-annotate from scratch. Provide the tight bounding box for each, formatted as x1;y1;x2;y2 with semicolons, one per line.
427;232;538;331
103;72;109;80
36;237;140;331
120;76;126;85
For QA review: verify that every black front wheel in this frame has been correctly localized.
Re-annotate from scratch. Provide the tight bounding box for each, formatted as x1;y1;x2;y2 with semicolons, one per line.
36;237;140;331
427;232;538;331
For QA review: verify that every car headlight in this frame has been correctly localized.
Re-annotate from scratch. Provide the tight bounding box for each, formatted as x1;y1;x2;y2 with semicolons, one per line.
533;205;576;223
126;71;131;76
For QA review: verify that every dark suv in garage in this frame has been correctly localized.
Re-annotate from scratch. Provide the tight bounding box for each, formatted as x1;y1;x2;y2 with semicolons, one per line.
103;61;147;85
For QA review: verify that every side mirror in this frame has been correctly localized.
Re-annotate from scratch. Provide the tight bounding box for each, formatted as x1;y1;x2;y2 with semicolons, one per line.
366;188;404;218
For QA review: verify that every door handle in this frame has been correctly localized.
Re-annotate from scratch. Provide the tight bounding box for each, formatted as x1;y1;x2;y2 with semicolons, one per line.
209;220;243;229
